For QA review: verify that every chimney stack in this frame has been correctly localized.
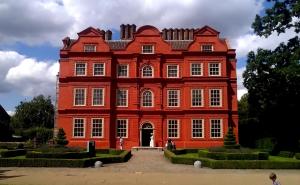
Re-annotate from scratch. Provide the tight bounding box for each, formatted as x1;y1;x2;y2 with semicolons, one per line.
162;28;167;40
120;24;136;40
120;24;125;39
184;29;189;40
105;30;112;40
173;28;179;40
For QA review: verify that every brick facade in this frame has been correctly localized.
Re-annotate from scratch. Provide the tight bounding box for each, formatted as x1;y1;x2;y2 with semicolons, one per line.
57;24;238;149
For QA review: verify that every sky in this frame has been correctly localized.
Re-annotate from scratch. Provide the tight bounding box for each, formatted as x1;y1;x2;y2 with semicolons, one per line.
0;0;298;115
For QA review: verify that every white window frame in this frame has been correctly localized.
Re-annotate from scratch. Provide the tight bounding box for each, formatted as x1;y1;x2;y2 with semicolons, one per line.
167;119;180;138
190;63;203;76
73;118;85;138
141;90;154;107
116;119;128;138
191;89;204;107
209;63;221;76
116;89;128;107
92;88;104;106
93;63;105;76
117;64;129;78
75;63;87;76
167;89;180;107
142;45;154;54
84;44;96;52
142;65;154;78
210;119;223;138
167;65;179;78
73;88;86;106
191;119;204;138
91;118;104;138
201;44;214;52
209;89;222;107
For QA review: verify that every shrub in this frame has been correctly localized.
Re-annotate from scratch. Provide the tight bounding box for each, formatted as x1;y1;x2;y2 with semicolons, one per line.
295;153;300;160
256;137;277;154
278;151;294;158
0;149;26;158
55;128;68;146
0;142;26;149
95;149;110;154
26;151;90;159
36;145;83;153
23;127;53;144
224;127;240;149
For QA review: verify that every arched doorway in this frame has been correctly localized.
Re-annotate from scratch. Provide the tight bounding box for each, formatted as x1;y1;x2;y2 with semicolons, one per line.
140;122;153;147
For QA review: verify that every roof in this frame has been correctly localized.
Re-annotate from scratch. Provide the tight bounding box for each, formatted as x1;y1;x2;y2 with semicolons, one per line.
166;40;193;50
106;40;131;50
0;104;10;120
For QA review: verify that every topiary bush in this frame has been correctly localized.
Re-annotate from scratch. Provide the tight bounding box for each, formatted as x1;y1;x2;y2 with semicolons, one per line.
0;149;26;158
224;127;240;149
256;137;278;154
295;153;300;160
55;128;68;147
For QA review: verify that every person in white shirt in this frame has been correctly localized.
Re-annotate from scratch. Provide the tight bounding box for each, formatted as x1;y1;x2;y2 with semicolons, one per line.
269;172;281;185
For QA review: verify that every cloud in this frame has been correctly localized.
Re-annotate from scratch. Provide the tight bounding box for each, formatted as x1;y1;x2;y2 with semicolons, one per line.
234;28;299;59
237;67;247;100
0;0;263;46
0;50;58;97
0;0;74;45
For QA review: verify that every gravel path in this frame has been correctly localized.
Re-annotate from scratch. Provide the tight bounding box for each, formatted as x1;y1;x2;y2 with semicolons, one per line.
1;150;300;185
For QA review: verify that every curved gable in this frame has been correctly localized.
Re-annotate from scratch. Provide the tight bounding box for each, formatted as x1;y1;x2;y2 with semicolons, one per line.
135;25;161;36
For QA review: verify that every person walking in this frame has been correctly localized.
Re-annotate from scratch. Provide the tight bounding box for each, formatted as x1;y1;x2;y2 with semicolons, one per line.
269;172;281;185
119;136;124;150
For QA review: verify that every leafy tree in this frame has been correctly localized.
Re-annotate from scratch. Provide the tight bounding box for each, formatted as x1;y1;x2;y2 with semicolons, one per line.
55;128;69;147
252;0;300;37
11;95;54;131
243;0;300;151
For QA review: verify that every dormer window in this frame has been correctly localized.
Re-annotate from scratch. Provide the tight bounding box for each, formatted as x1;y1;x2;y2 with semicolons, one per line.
201;44;213;52
84;44;96;52
142;45;154;54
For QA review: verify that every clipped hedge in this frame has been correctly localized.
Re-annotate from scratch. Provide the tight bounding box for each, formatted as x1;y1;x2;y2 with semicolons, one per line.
0;142;26;149
165;150;300;169
295;153;300;160
278;151;294;158
198;149;269;160
0;149;26;158
26;151;90;159
0;150;131;167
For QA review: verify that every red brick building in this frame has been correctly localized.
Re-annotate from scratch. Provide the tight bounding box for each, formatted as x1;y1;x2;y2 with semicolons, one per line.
57;24;238;149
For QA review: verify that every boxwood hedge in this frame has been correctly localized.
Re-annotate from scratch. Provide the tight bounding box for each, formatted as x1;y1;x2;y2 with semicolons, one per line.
0;150;131;167
164;149;300;169
26;151;91;159
0;149;26;158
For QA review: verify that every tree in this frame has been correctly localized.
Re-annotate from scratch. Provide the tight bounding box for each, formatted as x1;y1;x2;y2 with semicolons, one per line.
252;0;300;37
224;127;240;149
243;0;300;151
55;128;68;147
11;95;54;132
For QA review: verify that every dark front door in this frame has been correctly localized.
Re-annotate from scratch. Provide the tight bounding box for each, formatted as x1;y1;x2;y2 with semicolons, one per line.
142;129;152;146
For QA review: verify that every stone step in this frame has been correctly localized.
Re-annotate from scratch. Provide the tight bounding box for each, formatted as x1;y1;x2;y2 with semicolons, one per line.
131;146;163;151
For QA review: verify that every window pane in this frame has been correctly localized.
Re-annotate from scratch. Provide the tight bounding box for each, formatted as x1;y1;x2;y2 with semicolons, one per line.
73;118;84;137
142;90;153;107
117;119;127;137
192;119;203;138
167;65;178;78
168;120;179;138
201;45;213;52
142;45;154;54
92;118;103;137
168;90;179;107
209;63;220;76
84;45;96;52
74;89;85;106
118;65;128;77
93;88;104;106
75;63;86;76
191;63;202;76
117;89;128;106
142;65;153;77
210;89;221;106
94;63;104;76
192;89;202;107
211;119;222;138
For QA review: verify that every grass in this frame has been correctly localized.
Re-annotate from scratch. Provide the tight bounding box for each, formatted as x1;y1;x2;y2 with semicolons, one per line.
95;153;118;157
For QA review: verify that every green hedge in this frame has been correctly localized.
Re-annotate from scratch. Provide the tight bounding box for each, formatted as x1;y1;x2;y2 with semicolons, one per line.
0;150;131;167
295;153;300;160
0;142;26;149
198;149;269;160
0;149;26;158
165;150;300;169
26;151;90;159
278;151;294;158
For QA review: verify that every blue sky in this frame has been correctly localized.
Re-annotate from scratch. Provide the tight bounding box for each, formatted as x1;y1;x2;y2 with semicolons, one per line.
0;0;298;115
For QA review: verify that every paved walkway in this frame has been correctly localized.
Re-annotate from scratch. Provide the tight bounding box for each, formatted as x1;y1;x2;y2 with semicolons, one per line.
1;150;300;185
